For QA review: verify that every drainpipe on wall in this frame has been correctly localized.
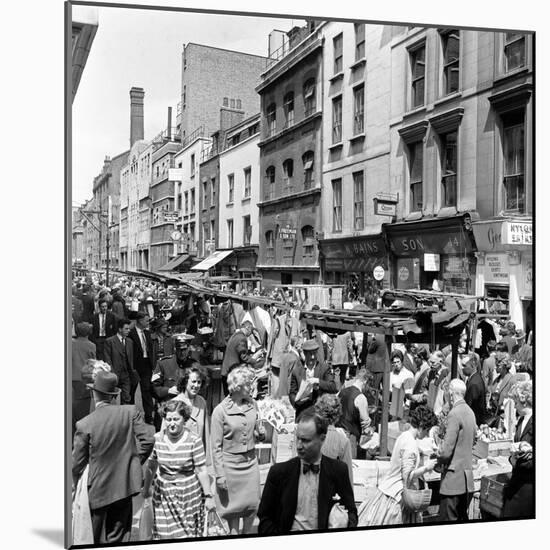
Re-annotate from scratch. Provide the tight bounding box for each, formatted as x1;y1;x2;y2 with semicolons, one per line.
317;35;325;284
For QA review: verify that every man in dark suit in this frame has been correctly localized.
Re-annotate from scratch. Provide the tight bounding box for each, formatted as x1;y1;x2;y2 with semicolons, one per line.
365;333;388;390
80;284;96;323
436;378;477;522
258;408;357;534
289;339;337;418
103;318;139;404
221;320;261;395
90;299;117;361
462;352;487;426
72;370;154;544
128;312;154;424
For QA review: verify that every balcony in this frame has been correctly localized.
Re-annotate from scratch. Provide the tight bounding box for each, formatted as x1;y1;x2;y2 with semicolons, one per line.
151;127;181;152
257;32;324;93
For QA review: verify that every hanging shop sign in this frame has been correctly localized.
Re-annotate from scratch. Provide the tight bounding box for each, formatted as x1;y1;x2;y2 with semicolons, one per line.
484;253;509;284
168;168;185;182
373;193;399;217
424;253;440;272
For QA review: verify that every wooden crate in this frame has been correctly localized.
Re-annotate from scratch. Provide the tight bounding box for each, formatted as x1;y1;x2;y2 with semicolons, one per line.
479;473;512;518
255;443;272;465
473;439;513;459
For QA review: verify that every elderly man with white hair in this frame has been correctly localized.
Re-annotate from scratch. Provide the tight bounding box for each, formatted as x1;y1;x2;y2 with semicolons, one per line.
436;378;477;522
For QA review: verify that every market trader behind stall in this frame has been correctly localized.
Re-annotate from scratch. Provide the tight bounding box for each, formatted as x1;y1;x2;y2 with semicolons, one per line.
289;339;337;419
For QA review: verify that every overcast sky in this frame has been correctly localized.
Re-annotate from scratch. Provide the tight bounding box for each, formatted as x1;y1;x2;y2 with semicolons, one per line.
72;5;305;205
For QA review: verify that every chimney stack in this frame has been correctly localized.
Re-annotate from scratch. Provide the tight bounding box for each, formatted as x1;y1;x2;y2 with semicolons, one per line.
129;87;145;147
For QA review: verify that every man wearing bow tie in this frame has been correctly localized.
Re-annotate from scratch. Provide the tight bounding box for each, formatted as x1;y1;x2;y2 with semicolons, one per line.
258;409;357;534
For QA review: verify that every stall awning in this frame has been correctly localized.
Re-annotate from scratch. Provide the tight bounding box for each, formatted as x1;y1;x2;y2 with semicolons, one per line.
158;254;190;272
191;250;234;271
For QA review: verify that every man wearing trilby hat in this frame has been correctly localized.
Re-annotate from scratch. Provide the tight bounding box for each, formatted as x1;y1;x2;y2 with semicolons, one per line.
72;370;154;544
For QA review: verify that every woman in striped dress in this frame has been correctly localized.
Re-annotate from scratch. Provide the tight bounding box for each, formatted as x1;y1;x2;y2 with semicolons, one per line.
142;401;215;539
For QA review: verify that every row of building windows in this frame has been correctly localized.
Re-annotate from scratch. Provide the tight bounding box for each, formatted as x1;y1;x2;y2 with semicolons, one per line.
264;151;315;200
331;171;365;232
402;109;525;214
264;225;315;259
223;167;252;204
266;79;317;138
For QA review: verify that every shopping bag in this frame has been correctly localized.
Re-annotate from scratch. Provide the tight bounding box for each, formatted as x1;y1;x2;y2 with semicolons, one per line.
138;497;153;541
328;499;349;529
203;508;229;537
72;466;93;545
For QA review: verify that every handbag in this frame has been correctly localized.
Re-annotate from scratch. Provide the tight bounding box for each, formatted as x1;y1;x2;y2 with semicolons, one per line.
402;478;432;513
138;497;154;541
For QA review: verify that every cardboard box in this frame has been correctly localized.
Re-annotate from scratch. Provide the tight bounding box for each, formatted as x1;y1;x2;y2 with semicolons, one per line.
473;438;513;459
271;423;296;463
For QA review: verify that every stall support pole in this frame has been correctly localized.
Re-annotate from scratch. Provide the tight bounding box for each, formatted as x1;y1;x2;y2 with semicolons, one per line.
379;334;393;457
450;340;459;379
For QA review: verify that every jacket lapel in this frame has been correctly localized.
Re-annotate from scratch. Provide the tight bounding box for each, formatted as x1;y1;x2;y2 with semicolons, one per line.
284;458;301;529
317;455;332;529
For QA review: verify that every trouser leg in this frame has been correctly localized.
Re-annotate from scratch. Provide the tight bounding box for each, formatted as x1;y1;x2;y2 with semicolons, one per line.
103;496;133;543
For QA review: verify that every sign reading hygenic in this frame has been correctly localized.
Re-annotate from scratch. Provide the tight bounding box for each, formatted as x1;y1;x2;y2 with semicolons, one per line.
164;211;181;223
484;253;509;284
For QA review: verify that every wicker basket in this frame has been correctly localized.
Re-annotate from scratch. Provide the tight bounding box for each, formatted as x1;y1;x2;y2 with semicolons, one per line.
402;487;432;513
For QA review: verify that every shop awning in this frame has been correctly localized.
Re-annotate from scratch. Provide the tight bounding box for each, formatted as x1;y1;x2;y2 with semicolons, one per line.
158;254;190;272
191;250;234;271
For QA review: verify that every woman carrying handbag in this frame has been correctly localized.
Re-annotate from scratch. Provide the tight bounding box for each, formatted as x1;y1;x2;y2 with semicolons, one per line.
358;406;438;526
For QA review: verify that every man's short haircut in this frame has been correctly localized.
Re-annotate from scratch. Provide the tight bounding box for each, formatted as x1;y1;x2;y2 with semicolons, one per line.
135;311;148;320
355;368;369;383
449;378;467;397
296;407;328;436
486;340;497;353
75;322;92;338
117;317;131;331
240;320;254;330
98;299;108;307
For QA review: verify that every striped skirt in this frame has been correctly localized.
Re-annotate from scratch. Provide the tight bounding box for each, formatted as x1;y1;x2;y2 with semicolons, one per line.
152;472;205;539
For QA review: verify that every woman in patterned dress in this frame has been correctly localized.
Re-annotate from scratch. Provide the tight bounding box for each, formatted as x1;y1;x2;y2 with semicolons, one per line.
357;406;438;526
142;401;215;539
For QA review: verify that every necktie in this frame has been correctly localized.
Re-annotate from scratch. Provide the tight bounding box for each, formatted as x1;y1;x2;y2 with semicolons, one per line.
101;314;105;336
303;463;320;475
140;331;148;357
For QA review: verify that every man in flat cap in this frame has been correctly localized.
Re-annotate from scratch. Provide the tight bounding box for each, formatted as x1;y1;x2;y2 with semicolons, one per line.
289;339;337;418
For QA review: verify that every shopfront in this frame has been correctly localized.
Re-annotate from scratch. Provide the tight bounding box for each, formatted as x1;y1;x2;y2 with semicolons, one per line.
385;214;477;295
319;235;389;308
472;218;532;332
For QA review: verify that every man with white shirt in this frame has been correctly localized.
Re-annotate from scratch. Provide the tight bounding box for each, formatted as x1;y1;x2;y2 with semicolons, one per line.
91;300;117;361
128;312;154;424
258;409;357;534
